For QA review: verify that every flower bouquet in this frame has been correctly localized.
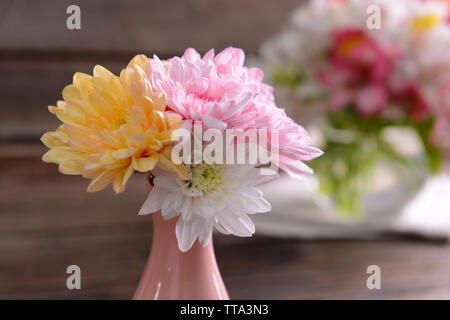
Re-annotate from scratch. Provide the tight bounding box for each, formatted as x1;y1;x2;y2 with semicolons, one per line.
261;0;450;215
41;47;321;299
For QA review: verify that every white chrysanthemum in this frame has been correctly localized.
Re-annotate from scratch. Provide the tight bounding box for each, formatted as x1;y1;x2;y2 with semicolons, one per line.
139;164;274;252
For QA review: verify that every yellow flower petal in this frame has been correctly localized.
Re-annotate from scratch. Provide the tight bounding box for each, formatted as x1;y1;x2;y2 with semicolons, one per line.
113;164;134;193
59;159;85;175
48;105;59;115
98;131;123;148
62;85;81;102
112;148;134;160
87;169;117;192
132;155;159;172
166;112;182;129
82;160;102;179
43;55;184;193
73;72;92;86
127;134;147;150
155;92;166;111
157;152;189;180
153;130;174;144
42;147;87;164
41;131;68;148
55;110;87;130
93;65;115;80
128;54;149;70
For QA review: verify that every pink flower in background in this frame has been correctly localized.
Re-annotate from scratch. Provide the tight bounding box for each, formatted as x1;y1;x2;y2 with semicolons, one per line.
392;83;430;121
318;29;394;117
317;29;433;122
259;0;450;213
262;0;450;127
150;47;322;179
440;0;450;23
431;81;450;148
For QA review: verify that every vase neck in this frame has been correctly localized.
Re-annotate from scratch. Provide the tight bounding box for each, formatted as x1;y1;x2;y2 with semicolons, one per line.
151;212;214;257
133;211;229;299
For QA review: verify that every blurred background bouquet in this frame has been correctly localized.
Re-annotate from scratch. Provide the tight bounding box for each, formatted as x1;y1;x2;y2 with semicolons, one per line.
260;0;450;215
5;0;450;300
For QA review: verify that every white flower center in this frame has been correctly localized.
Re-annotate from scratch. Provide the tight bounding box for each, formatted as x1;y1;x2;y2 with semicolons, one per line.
186;164;223;195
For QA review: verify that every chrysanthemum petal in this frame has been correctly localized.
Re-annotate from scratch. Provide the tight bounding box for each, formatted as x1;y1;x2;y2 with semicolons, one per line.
132;155;158;172
113;164;134;194
176;217;200;252
93;65;115;79
139;185;166;215
87;169;117;192
217;212;253;237
41;131;68;148
59;159;84;175
42;147;87;164
42;55;184;193
157;153;189;180
197;218;213;247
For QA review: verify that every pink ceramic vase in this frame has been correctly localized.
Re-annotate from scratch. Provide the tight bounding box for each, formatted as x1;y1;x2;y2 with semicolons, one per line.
133;210;230;300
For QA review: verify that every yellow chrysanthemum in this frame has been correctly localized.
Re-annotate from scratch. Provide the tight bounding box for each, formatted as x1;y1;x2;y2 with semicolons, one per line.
41;55;188;193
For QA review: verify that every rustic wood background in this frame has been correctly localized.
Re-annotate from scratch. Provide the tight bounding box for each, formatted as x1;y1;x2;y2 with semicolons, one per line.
1;0;450;300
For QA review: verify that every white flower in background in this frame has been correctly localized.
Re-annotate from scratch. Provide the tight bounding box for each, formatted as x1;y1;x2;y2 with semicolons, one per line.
139;164;275;252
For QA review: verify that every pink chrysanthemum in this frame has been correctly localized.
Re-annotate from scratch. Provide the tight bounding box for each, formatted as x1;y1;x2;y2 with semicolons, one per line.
149;47;322;178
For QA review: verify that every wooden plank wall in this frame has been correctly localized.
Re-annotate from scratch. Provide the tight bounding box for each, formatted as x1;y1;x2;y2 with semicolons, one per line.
0;0;301;141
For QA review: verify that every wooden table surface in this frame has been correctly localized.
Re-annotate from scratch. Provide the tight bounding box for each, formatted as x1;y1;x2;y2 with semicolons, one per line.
2;0;450;300
1;144;450;300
